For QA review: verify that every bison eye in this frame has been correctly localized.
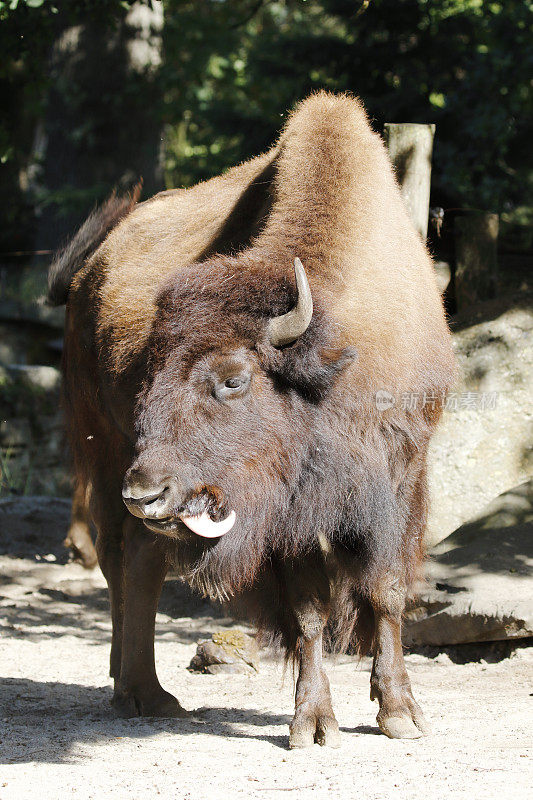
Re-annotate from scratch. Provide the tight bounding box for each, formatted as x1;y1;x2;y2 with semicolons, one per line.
213;373;251;400
225;377;243;389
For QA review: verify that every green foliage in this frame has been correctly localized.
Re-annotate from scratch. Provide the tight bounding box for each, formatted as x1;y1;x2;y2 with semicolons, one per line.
162;0;533;213
0;0;142;16
0;447;34;497
0;0;531;254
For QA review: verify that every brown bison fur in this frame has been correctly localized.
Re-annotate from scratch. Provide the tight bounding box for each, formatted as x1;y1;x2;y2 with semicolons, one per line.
49;92;454;745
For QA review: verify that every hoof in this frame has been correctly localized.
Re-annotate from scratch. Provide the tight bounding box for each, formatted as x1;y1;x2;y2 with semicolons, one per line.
77;550;98;570
112;692;139;718
377;706;430;739
112;688;188;719
289;713;341;749
64;537;98;570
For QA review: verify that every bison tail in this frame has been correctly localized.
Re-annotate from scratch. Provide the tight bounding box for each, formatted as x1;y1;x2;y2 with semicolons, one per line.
47;182;142;306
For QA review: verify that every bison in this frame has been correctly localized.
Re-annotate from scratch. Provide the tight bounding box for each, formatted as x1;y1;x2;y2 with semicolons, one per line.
48;92;454;747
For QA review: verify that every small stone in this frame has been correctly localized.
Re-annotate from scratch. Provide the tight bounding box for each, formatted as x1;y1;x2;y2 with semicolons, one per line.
188;629;259;674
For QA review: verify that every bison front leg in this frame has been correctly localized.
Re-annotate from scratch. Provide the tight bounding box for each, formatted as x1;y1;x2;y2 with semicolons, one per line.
369;579;429;739
290;629;341;749
112;517;187;718
283;555;340;749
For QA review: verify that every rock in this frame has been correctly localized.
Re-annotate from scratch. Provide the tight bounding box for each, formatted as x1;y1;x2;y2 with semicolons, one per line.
4;365;61;392
0;364;61;418
188;629;260;675
0;495;71;561
47;337;64;354
404;481;533;646
0;322;63;365
427;291;533;545
433;260;451;294
0;297;65;330
0;324;31;364
0;364;68;496
0;418;32;449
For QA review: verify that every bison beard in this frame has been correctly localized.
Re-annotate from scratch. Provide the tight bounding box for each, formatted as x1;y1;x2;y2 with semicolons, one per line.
49;92;454;747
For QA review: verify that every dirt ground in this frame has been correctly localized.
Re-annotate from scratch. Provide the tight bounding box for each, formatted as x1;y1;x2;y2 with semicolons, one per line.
1;504;532;800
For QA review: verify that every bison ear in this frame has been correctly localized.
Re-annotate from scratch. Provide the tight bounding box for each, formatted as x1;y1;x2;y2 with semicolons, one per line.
257;340;357;401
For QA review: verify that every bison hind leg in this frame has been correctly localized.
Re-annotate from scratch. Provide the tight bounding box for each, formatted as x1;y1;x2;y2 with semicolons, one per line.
64;522;97;569
64;479;97;569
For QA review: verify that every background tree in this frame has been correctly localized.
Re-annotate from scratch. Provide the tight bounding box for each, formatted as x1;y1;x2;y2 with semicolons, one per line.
163;0;533;218
1;0;531;259
0;0;161;254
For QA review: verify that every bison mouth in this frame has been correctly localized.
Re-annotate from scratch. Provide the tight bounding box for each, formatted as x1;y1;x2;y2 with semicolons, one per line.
142;487;236;539
143;510;236;538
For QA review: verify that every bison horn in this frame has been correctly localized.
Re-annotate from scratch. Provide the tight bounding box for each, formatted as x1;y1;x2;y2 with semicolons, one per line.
267;258;313;347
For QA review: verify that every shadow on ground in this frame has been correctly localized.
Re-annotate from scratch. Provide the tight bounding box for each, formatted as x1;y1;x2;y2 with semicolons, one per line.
0;576;227;645
0;677;296;763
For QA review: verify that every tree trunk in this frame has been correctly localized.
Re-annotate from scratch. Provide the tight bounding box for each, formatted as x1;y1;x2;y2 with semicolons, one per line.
34;0;164;254
454;212;499;310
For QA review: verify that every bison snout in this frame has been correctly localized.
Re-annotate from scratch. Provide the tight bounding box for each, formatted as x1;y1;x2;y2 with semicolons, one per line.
122;477;175;520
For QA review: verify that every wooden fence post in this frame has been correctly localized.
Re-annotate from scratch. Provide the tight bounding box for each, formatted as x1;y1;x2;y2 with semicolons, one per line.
454;212;499;310
384;122;436;240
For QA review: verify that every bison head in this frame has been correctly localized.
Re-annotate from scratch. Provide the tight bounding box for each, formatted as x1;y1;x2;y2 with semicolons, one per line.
121;256;357;593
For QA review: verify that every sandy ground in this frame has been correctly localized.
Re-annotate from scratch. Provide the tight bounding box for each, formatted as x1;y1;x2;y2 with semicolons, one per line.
1;516;532;800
